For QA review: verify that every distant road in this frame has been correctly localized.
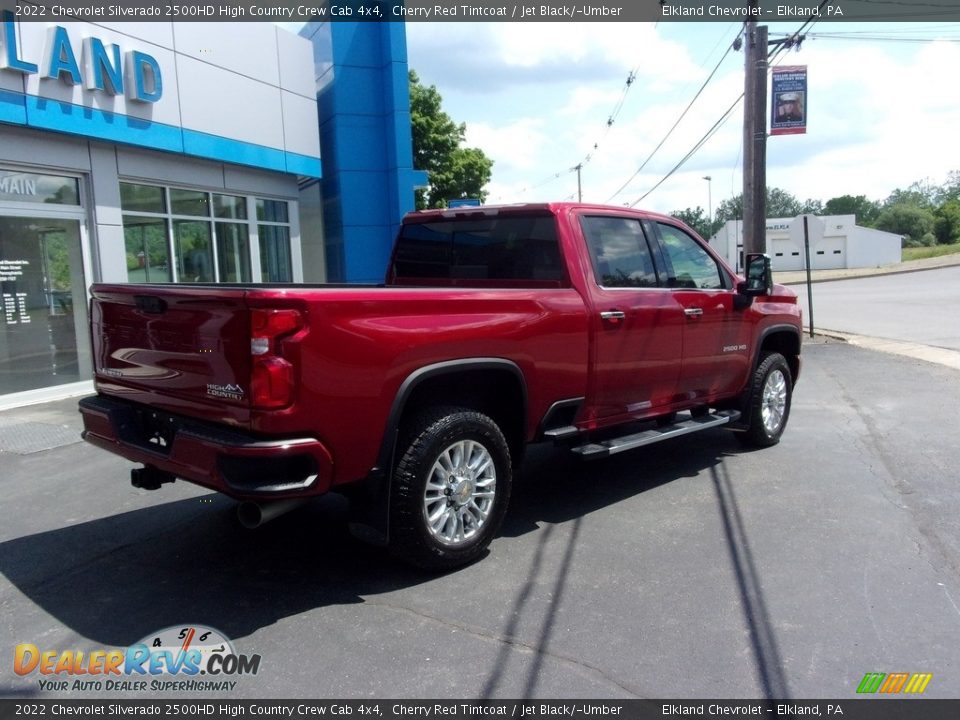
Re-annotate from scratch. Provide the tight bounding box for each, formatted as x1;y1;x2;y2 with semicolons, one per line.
795;266;960;351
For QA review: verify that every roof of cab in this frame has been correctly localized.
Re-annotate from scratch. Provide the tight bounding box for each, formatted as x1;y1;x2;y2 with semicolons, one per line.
402;202;678;225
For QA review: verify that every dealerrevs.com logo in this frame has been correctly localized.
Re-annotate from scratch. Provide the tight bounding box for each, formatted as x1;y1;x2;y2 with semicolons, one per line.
14;625;261;693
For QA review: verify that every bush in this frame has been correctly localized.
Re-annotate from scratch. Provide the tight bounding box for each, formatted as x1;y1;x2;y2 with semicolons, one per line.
902;233;937;248
878;204;936;245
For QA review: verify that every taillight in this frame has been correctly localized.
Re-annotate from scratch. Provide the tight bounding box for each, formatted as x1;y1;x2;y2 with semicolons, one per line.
250;309;303;409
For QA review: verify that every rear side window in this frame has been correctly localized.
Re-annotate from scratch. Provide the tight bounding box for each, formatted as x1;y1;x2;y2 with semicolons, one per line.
393;215;563;285
580;216;658;288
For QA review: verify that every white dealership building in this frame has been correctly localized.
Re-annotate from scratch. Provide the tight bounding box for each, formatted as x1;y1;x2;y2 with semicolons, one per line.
0;16;423;409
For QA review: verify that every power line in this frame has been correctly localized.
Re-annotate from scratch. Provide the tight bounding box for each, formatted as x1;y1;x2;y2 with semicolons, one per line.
572;66;639;168
629;94;744;208
568;25;744;184
806;33;960;43
495;64;643;203
605;31;741;203
625;14;818;210
508;25;741;204
807;24;957;34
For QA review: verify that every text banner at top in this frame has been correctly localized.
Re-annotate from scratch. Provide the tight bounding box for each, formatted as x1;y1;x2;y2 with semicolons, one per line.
3;0;960;23
2;701;960;720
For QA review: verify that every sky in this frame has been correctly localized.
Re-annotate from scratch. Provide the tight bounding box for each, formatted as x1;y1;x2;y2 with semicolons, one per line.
401;21;960;217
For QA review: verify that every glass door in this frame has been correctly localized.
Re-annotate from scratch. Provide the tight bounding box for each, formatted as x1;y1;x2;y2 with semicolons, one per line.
0;216;88;394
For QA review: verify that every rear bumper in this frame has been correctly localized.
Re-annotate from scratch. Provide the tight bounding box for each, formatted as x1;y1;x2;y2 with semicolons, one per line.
79;395;333;499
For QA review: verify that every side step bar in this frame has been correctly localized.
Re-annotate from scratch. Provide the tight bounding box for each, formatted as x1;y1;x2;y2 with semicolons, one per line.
570;410;741;459
543;425;580;440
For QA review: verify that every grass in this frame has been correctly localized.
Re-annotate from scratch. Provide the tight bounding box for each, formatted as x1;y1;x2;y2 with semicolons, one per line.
902;242;960;262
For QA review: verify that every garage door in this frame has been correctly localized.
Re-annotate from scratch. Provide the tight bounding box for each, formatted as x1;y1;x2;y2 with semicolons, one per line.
812;237;846;269
770;238;804;271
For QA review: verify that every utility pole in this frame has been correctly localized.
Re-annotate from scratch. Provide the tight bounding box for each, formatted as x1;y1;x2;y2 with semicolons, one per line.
742;14;768;257
573;163;583;202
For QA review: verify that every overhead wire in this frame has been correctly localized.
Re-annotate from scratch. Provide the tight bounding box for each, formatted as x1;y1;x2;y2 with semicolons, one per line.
629;94;744;207
507;24;740;203
805;34;960;43
624;7;826;209
566;25;740;185
503;58;646;201
805;24;958;34
605;28;742;204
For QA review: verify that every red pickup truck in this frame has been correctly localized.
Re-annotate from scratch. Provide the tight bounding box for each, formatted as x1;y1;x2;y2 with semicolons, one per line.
80;203;802;569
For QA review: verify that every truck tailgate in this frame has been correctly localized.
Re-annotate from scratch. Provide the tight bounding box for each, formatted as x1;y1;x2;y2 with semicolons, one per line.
90;284;252;426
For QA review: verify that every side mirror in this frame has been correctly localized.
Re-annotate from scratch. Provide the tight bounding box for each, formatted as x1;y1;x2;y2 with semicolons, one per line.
735;253;772;308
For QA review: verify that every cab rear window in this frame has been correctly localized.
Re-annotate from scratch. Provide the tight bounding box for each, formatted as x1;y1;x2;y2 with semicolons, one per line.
392;215;564;287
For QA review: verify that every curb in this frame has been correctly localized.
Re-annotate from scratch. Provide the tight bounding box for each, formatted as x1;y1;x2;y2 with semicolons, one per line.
808;328;960;372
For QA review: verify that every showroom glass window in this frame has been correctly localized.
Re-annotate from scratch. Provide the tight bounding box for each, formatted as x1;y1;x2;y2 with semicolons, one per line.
256;198;292;283
120;183;292;283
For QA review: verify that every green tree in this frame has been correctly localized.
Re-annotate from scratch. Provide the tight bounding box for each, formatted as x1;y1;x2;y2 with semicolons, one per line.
714;187;804;223
670;206;713;239
767;188;804;217
937;170;960;203
875;203;936;247
409;70;493;209
823;194;881;225
884;181;937;210
426;147;494;210
934;199;960;244
714;194;742;224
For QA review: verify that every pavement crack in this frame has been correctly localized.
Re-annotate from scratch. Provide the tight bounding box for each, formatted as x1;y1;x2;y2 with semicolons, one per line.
363;599;645;698
820;362;911;503
941;585;960;622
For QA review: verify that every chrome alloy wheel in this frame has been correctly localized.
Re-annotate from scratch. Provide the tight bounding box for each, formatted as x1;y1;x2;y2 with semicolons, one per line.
422;439;497;546
761;368;788;435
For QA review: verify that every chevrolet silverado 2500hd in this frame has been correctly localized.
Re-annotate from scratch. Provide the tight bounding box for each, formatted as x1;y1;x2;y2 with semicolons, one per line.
79;203;802;569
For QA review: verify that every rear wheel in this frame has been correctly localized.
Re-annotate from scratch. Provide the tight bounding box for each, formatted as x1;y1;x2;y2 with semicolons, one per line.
736;352;793;448
390;407;512;570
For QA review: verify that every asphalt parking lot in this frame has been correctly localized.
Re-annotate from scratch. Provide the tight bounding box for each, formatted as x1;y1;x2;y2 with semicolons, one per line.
1;338;959;700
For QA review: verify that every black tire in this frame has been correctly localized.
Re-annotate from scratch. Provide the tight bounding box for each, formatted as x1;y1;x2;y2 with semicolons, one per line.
390;407;512;570
736;351;793;448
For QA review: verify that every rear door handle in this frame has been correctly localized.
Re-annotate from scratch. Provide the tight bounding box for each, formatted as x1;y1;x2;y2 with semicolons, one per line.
684;308;704;318
600;310;626;321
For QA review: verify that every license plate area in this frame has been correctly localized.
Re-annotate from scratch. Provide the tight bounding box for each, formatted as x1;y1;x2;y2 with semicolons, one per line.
126;408;179;455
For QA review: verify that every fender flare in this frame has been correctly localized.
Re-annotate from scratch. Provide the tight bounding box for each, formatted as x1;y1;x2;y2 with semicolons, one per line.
752;324;802;370
348;358;527;546
376;357;527;473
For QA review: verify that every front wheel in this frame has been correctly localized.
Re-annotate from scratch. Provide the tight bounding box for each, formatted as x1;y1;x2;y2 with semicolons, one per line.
736;352;793;448
390;407;512;570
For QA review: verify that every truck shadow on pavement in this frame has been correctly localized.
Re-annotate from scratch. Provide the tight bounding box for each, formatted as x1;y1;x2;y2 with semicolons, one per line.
495;432;790;699
1;430;786;697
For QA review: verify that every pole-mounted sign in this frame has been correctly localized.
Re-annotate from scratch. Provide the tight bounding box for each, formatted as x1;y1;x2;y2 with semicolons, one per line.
770;65;807;136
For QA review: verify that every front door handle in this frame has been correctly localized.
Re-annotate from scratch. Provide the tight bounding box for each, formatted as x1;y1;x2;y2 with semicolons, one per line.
684;307;704;318
600;310;626;321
